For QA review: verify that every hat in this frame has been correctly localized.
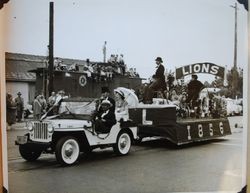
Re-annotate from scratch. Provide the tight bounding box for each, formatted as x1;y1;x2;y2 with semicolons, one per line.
101;99;112;107
155;57;163;63
101;86;110;93
114;89;125;98
58;90;65;95
191;74;198;80
17;92;22;95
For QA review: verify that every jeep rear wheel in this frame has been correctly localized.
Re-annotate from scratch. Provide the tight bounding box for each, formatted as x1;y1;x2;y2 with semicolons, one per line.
113;131;131;155
55;136;80;166
19;145;42;161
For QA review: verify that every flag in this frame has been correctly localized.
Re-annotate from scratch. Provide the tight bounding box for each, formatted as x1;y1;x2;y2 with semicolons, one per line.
237;0;248;11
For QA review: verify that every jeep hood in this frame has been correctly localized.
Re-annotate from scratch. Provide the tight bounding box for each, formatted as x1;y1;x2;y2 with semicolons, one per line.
45;119;92;129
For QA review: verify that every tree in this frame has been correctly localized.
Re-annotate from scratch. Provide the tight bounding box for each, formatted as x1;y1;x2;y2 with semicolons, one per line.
226;67;242;98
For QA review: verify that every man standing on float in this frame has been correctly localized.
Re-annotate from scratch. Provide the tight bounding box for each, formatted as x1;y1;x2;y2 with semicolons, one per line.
186;74;204;108
144;57;166;103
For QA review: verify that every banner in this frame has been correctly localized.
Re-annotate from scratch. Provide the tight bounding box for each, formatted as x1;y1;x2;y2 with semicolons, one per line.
175;63;225;79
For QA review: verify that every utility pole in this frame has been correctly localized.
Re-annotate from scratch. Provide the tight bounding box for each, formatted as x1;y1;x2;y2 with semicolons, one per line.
48;1;54;95
230;2;239;98
231;2;238;69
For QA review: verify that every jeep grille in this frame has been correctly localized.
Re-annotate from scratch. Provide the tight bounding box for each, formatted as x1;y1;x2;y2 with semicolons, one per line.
34;122;48;140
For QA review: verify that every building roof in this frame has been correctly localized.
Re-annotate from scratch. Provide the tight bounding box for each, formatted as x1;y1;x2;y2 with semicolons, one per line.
5;52;47;82
5;52;98;82
5;52;109;82
5;52;135;82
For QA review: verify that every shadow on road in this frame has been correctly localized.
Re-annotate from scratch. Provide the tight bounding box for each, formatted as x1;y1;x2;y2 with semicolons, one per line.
135;137;230;149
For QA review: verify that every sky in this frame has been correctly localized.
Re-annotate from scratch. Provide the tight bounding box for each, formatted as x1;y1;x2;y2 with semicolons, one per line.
2;0;248;82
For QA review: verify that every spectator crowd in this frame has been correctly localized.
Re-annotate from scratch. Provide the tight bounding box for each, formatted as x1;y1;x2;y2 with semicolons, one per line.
6;92;24;126
6;90;70;126
53;54;139;82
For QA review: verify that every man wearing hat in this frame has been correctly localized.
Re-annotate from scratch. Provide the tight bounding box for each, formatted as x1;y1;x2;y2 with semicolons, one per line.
15;92;24;122
186;74;204;108
99;86;116;112
144;57;167;103
94;99;117;133
92;86;116;121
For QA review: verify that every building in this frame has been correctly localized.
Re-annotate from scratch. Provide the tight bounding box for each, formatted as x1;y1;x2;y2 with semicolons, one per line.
5;52;46;106
5;52;142;105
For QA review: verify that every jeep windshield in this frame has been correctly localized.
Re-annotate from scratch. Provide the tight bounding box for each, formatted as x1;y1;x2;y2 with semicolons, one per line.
46;98;96;120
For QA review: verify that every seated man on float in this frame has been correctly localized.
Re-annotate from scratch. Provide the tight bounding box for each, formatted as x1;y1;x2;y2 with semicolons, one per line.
143;57;167;103
94;100;117;134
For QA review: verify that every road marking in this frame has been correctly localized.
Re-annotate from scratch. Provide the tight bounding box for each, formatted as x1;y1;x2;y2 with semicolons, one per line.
211;142;242;147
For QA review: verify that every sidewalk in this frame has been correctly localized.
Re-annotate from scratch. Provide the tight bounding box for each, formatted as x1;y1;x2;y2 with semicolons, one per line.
7;120;27;131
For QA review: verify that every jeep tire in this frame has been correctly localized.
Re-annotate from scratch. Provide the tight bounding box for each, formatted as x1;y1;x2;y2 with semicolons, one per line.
19;144;42;161
55;136;80;166
113;131;131;155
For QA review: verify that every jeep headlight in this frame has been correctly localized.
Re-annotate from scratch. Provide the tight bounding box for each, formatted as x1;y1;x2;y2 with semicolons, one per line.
47;124;54;133
26;122;33;131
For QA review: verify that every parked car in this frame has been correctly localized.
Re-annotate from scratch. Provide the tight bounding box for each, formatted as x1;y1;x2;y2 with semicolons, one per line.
225;98;243;116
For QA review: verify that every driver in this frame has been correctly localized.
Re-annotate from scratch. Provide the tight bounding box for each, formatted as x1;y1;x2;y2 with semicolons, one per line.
94;100;117;133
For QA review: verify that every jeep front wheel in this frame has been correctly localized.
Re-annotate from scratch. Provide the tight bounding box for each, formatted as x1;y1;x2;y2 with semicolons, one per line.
19;145;42;161
55;136;80;166
113;131;131;155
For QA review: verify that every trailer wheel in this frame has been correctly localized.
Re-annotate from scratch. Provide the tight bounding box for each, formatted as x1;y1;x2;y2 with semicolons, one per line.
83;145;93;155
55;136;80;166
134;136;143;145
113;131;131;155
19;145;42;161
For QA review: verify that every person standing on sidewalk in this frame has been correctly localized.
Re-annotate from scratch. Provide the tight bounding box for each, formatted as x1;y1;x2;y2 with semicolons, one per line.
33;95;46;120
6;93;17;125
15;92;24;122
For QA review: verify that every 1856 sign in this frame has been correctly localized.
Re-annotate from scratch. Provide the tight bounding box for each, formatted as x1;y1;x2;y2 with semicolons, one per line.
175;62;225;79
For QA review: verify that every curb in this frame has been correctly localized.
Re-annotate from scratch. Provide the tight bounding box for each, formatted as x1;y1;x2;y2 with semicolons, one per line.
7;122;26;131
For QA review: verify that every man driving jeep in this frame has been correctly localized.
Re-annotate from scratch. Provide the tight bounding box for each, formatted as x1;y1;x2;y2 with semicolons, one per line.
94;99;117;133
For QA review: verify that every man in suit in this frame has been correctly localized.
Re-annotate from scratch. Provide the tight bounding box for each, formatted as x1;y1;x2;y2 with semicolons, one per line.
144;57;166;103
92;86;116;121
186;74;204;105
97;86;116;112
186;74;204;117
15;92;24;122
94;100;117;133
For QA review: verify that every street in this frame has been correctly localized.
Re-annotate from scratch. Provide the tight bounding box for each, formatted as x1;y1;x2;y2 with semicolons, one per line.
7;117;243;193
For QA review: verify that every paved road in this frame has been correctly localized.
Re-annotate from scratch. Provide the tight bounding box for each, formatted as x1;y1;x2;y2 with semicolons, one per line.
7;117;244;193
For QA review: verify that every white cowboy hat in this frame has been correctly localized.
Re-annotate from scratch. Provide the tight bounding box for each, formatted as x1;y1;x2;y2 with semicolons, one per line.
114;89;125;98
101;99;112;107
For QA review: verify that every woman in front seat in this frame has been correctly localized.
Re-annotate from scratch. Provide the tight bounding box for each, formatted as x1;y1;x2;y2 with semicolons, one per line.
114;89;129;121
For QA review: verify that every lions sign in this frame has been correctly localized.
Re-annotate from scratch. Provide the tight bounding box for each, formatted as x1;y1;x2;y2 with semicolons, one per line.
175;62;225;79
